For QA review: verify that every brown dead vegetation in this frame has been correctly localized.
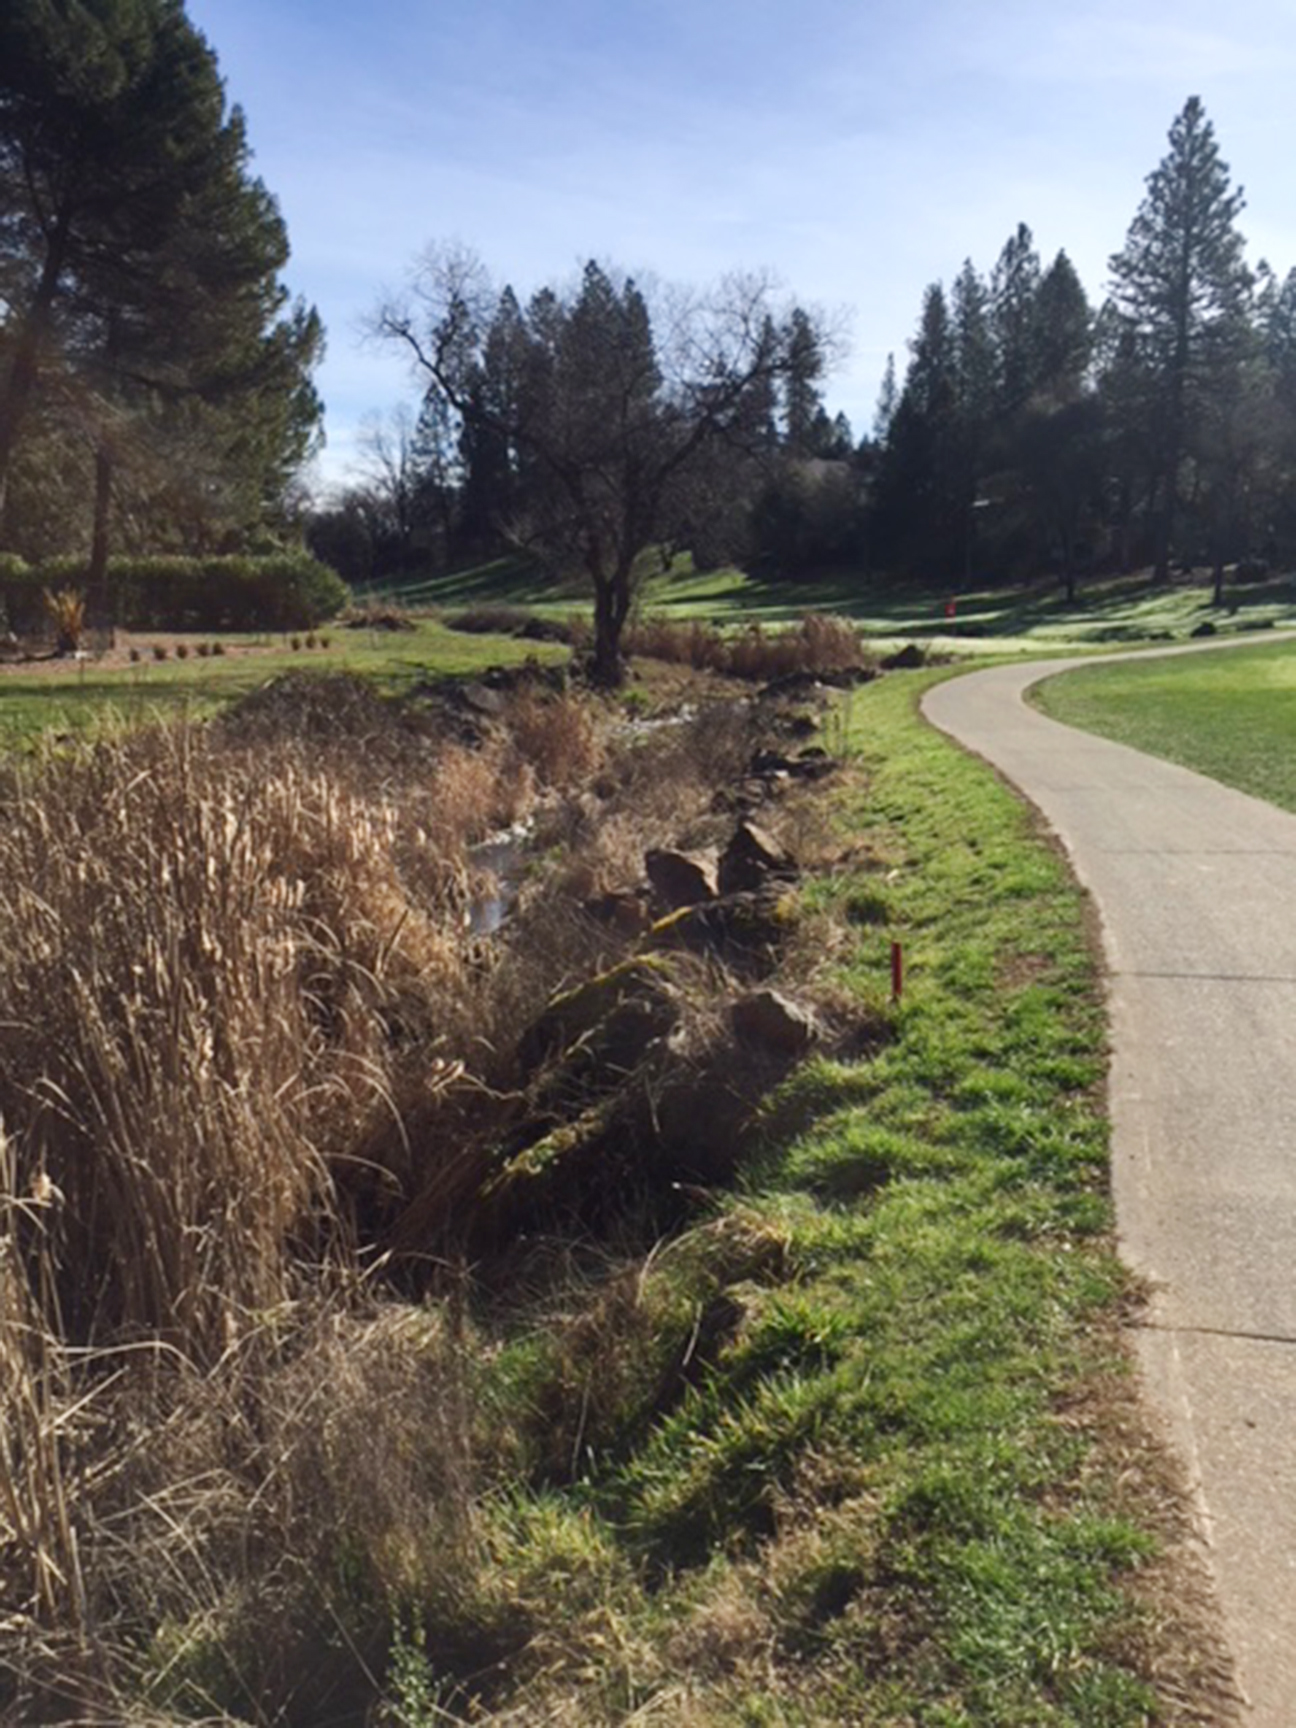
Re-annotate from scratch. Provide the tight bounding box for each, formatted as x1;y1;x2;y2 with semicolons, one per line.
0;665;867;1721
622;611;872;682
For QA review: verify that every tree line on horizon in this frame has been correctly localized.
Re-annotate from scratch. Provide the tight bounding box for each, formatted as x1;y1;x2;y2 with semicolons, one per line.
324;95;1295;626
872;95;1295;604
2;7;1288;666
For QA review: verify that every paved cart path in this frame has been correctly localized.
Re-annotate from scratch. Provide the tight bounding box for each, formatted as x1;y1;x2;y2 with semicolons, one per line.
923;649;1296;1724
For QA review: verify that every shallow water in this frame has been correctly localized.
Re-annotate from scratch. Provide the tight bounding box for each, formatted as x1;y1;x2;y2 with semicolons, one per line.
466;823;531;936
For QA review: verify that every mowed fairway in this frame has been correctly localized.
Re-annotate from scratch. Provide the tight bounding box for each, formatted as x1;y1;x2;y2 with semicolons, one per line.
1034;636;1296;811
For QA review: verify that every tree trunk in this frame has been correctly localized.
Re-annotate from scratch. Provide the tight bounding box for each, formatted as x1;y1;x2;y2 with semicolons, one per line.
1153;468;1175;581
88;443;115;634
0;216;71;514
589;566;631;688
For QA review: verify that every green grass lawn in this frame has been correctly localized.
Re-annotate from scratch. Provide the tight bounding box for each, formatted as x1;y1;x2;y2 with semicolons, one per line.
396;668;1222;1723
0;619;566;747
3;559;1292;751
372;552;1296;653
1034;635;1296;812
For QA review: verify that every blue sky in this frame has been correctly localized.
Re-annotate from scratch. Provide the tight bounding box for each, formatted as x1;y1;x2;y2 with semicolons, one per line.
184;0;1296;491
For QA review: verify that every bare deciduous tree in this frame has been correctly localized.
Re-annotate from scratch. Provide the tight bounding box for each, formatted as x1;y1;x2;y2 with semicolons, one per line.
375;248;836;683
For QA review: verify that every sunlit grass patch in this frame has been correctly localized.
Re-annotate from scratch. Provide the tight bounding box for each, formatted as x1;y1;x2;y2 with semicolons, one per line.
1035;635;1296;811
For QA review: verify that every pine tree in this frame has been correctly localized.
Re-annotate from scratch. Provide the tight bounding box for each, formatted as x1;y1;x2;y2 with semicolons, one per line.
1031;252;1092;403
872;353;898;444
873;283;964;577
456;287;526;554
0;0;322;577
990;223;1042;415
1108;96;1252;578
781;306;825;453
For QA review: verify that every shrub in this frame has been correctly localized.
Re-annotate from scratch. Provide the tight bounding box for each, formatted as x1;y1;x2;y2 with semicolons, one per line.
253;553;350;630
42;587;85;655
37;553;351;634
443;604;573;643
343;599;416;632
506;688;604;787
623;612;869;681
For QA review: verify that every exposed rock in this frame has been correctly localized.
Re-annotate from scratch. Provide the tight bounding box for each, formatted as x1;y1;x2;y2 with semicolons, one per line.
517;956;679;1079
794;746;836;780
719;820;798;896
586;889;653;936
645;847;720;910
711;777;777;815
782;711;820;739
758;671;825;702
749;747;794;777
459;680;508;717
732;989;819;1055
748;747;837;784
646;889;797;972
880;642;925;670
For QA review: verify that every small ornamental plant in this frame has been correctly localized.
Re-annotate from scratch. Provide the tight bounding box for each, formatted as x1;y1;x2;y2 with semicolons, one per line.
43;587;86;655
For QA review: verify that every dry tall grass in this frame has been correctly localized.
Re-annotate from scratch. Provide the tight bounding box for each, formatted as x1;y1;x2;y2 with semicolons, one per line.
624;612;869;681
0;724;472;1361
0;670;828;1721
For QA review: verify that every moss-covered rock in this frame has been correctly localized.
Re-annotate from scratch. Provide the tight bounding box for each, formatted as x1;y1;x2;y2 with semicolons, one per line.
516;955;680;1079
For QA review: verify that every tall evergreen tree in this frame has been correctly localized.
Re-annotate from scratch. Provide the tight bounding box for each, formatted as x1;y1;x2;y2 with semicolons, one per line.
781;305;825;453
1254;266;1296;555
873;282;964;576
1030;252;1092;403
1108;96;1251;578
990;223;1042;415
456;286;525;554
951;258;995;566
872;352;898;444
0;0;322;576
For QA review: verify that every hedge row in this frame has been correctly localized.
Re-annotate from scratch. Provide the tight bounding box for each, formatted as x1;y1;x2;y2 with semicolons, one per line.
0;553;349;634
